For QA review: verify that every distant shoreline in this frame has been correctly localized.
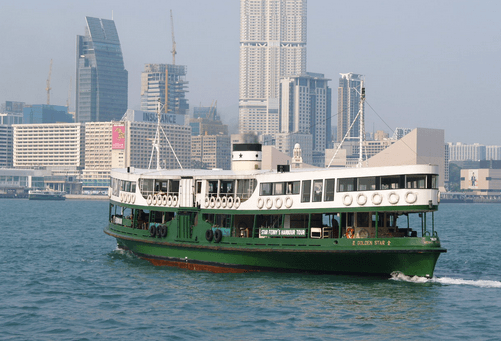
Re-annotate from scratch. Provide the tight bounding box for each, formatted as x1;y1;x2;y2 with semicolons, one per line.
66;194;109;200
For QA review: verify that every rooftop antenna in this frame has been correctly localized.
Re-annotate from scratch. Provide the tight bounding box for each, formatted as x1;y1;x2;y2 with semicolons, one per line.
170;9;177;65
46;59;53;105
148;98;183;170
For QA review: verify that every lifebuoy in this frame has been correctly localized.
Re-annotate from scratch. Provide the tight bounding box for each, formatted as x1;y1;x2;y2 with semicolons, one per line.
343;194;353;206
151;195;157;206
131;194;135;204
221;196;227;208
167;195;173;206
275;197;283;209
388;192;400;205
346;228;355;239
285;196;293;208
162;195;168;206
210;196;216;208
149;225;156;237
205;229;214;241
234;196;241;208
357;193;367;206
405;191;417;204
257;198;264;209
172;195;178;207
372;193;382;205
204;196;210;208
214;229;223;243
227;196;234;208
120;192;124;202
265;198;273;209
216;197;222;208
147;194;153;206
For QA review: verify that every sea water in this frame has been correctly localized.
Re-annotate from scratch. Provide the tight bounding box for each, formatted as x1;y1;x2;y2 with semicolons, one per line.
0;199;500;340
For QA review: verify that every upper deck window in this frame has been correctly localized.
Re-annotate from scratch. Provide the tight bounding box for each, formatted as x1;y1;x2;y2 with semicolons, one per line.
406;175;426;189
301;180;311;202
380;175;404;190
287;181;300;195
358;177;376;191
324;179;335;201
312;180;323;202
338;178;356;192
260;183;272;196
274;182;285;195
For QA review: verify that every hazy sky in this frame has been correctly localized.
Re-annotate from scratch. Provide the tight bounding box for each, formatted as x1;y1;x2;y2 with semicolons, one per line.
1;0;500;144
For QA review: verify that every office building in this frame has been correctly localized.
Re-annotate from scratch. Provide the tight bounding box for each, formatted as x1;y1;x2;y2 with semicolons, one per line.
140;64;189;115
239;0;307;135
189;106;228;137
338;73;364;142
279;72;331;166
76;16;128;123
23;104;73;124
13;123;85;169
191;135;231;170
447;142;486;161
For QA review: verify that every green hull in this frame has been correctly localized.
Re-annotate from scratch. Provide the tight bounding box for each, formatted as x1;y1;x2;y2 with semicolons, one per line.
105;223;445;277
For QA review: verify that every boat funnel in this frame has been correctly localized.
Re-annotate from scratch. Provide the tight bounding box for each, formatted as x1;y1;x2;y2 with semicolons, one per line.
232;143;262;171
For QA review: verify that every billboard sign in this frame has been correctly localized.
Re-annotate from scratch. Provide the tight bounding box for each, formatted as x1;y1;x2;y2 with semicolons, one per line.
112;125;125;149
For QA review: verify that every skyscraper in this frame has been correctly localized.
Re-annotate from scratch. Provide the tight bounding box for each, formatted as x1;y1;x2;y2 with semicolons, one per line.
239;0;307;135
76;16;128;123
140;64;189;115
337;73;364;142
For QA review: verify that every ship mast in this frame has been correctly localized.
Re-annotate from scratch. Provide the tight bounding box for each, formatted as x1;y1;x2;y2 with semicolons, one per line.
357;82;366;167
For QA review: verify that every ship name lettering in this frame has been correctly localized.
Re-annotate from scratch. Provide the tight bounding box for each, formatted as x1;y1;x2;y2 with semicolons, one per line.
357;240;373;246
375;240;385;245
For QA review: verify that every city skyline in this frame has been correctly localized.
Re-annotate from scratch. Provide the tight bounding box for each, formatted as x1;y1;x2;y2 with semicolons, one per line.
1;0;500;144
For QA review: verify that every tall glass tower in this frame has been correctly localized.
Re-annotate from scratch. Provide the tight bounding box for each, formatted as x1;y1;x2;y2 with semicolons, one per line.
76;17;128;122
239;0;307;135
337;73;364;142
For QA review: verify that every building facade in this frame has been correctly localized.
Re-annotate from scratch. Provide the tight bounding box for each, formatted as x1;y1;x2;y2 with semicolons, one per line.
279;72;331;166
140;64;189;115
13;123;85;169
239;0;307;135
23;104;72;124
448;142;486;161
191;135;231;170
76;16;128;123
338;73;364;142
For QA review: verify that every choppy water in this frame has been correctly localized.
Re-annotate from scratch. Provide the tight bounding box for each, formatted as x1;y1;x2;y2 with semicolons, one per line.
1;199;500;340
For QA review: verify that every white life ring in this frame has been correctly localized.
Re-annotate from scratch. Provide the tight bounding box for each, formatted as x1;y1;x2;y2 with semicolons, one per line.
405;191;417;204
216;197;222;208
234;196;241;208
388;192;400;205
265;198;273;209
221;196;227;208
167;195;173;206
156;194;163;205
372;193;382;205
210;196;216;208
131;194;135;204
151;195;157;206
204;196;210;208
172;195;178;207
257;197;264;209
343;194;353;206
147;194;153;205
284;196;293;208
357;193;367;206
126;193;131;203
120;192;124;202
275;197;283;209
227;196;234;208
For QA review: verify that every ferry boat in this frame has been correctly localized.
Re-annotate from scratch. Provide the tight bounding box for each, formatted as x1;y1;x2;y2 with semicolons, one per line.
28;189;66;201
104;143;446;277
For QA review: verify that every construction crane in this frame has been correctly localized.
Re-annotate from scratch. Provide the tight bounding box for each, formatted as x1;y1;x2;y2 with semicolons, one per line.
46;59;53;105
170;9;176;65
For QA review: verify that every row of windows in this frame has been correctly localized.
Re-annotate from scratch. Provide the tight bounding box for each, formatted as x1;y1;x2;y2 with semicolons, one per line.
259;174;438;203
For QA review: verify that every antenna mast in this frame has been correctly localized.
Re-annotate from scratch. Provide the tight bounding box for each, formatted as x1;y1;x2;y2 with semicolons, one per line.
357;82;366;167
46;59;53;105
170;9;177;65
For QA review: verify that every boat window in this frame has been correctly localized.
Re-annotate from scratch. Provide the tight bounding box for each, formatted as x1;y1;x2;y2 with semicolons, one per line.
125;181;131;192
196;181;202;194
220;180;234;195
154;180;168;193
140;179;154;198
131;183;136;193
260;183;272;196
358;177;376;191
301;180;311;202
312;180;323;202
236;179;256;200
324;179;335;201
213;214;231;228
208;180;218;197
406;175;426;189
338;178;356;192
168;180;179;195
380;175;404;190
286;181;300;195
429;174;438;189
274;182;285;195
